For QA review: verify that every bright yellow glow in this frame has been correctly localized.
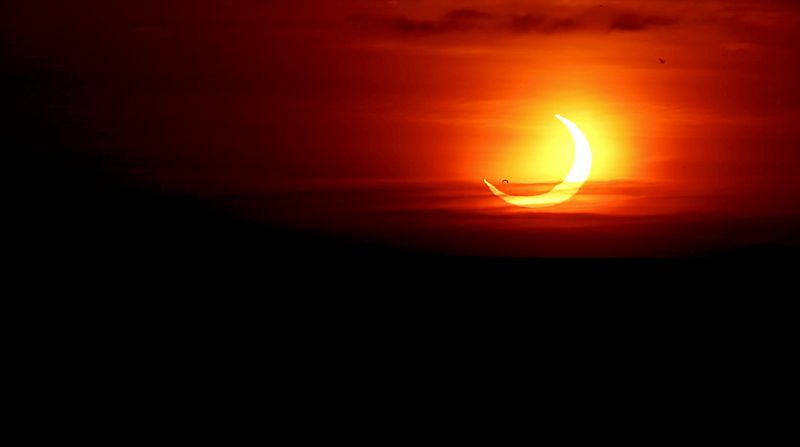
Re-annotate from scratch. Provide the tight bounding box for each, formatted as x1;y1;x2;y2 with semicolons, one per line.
484;114;592;208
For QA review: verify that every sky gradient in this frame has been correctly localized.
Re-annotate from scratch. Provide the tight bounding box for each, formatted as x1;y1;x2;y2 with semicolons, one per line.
6;1;800;256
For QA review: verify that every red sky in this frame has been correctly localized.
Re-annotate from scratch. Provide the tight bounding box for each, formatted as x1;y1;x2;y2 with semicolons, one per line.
6;1;800;255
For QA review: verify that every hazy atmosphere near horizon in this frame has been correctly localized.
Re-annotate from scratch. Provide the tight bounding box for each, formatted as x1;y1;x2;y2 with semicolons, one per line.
7;0;800;258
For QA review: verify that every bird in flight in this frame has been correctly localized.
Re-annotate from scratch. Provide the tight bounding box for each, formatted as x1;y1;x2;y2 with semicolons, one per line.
659;58;666;64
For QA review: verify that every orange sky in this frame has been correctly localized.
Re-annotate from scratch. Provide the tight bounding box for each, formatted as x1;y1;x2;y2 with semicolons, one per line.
241;0;800;218
6;0;800;254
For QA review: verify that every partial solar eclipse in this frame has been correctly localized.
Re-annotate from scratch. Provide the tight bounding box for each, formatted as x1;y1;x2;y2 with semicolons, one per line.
485;114;592;208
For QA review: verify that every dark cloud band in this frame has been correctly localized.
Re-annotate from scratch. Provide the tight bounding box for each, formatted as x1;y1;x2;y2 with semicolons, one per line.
351;6;679;37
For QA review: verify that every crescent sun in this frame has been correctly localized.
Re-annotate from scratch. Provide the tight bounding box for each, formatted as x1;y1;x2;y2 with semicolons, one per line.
484;114;592;208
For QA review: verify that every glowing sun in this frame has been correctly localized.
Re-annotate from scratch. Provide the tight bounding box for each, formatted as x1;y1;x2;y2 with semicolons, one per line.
484;114;592;208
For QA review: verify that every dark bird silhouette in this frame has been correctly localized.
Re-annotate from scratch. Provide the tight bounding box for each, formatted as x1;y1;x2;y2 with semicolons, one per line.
502;179;509;184
659;58;666;64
